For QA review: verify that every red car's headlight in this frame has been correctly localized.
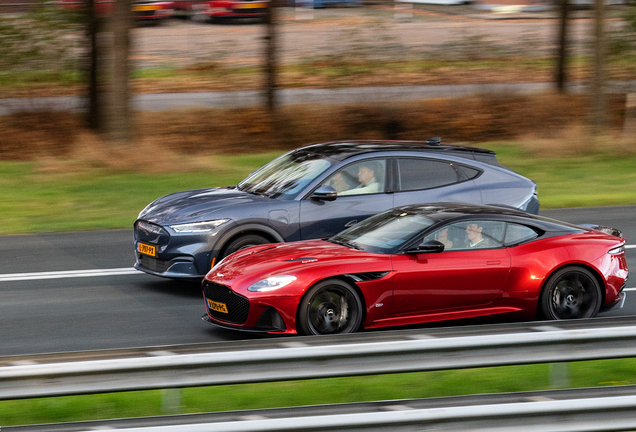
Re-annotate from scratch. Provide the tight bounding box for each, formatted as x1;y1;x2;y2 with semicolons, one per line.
609;245;625;255
248;275;297;292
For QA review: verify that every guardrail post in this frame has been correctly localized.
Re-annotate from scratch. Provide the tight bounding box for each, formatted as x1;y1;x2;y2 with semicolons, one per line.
549;362;570;389
162;388;181;414
624;93;636;136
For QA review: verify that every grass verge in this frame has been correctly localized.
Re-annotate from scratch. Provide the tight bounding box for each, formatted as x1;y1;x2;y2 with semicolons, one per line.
0;54;632;98
1;141;636;235
0;153;279;235
0;358;635;425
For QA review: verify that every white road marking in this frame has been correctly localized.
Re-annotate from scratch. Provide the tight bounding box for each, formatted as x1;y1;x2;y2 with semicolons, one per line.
625;287;636;292
0;244;633;282
0;267;141;282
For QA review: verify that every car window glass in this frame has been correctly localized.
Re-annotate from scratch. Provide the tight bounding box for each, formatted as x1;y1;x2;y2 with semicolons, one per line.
238;152;332;199
455;165;481;181
397;158;459;191
331;210;435;254
424;220;505;250
322;159;386;196
504;223;539;246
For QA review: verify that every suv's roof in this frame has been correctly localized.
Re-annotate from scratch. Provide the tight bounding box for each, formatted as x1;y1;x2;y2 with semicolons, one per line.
299;140;502;166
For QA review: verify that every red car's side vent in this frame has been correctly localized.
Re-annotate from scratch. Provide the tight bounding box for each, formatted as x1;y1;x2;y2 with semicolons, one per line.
346;271;390;282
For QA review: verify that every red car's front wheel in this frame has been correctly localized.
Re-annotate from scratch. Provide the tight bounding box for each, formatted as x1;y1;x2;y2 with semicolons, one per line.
298;279;363;335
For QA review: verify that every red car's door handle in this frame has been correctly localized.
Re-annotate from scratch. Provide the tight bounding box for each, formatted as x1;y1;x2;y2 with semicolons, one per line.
487;260;502;265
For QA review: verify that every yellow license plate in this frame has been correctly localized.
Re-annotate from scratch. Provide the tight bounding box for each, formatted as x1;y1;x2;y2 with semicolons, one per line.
133;5;159;11
234;2;266;8
137;242;156;257
208;299;229;313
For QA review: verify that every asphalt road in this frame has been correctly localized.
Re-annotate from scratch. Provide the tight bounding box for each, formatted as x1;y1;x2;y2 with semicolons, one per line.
0;205;634;356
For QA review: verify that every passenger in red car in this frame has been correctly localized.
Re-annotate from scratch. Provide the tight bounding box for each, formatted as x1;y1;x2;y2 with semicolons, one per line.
466;223;492;248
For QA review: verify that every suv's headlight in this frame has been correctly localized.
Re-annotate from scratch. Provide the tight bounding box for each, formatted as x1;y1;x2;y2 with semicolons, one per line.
170;219;230;233
248;275;297;292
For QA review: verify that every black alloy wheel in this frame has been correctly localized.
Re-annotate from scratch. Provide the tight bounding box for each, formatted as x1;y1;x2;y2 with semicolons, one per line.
298;279;363;335
539;266;602;320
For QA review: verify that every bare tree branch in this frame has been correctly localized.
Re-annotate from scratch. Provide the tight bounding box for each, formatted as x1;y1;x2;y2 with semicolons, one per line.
109;0;133;143
592;0;607;134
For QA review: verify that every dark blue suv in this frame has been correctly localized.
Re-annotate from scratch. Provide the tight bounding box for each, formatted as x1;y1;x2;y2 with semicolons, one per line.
134;139;539;279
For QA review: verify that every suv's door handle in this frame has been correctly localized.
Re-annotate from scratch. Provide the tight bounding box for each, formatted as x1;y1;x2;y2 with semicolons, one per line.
344;220;358;228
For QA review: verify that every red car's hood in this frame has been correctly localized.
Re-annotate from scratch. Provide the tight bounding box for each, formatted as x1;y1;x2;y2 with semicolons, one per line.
206;239;391;293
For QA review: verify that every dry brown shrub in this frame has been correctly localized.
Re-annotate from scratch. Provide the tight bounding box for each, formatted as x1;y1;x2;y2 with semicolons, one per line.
0;112;79;161
1;93;631;172
518;124;636;158
518;125;598;158
33;131;230;175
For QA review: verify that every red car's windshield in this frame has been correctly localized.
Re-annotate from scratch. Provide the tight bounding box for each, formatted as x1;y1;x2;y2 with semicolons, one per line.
329;210;435;254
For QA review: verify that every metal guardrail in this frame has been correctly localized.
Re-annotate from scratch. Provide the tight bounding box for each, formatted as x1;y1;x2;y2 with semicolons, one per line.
65;394;636;432
3;323;636;400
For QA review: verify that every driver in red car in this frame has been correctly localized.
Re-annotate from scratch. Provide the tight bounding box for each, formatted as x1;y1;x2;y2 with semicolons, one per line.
466;223;493;248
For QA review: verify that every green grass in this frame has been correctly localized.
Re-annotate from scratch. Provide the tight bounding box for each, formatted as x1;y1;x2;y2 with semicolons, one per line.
1;146;635;235
0;55;592;92
488;144;636;208
0;153;279;235
0;69;82;88
1;359;635;426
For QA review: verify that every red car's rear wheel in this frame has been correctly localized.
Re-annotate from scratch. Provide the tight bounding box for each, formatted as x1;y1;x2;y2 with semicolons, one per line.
298;279;363;335
539;266;602;320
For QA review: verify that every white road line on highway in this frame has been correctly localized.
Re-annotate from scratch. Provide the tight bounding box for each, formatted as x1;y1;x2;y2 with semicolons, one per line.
0;244;634;282
0;267;141;282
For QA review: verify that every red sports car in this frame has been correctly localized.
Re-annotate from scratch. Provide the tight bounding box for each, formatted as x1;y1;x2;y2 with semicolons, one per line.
58;0;174;21
188;0;268;21
202;203;628;335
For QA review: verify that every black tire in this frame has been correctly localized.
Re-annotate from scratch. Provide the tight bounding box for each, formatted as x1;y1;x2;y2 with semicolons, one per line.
298;279;363;335
221;234;270;258
538;266;602;320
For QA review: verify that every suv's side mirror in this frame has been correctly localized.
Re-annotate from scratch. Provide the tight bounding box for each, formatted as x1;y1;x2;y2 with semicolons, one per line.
310;186;338;201
405;239;445;254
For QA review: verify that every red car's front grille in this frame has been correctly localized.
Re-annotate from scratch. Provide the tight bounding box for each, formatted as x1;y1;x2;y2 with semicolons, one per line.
204;282;250;324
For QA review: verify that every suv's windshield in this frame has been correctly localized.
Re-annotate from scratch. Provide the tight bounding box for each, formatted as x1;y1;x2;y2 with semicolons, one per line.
237;151;332;200
329;210;435;254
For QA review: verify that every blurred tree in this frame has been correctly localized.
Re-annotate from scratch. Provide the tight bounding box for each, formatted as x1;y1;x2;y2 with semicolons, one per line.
592;0;607;134
109;0;133;143
608;6;636;57
86;0;102;130
265;0;278;114
556;0;569;93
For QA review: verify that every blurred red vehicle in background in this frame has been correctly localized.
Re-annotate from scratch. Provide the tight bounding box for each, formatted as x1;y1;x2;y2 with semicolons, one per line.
58;0;175;22
174;0;268;22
